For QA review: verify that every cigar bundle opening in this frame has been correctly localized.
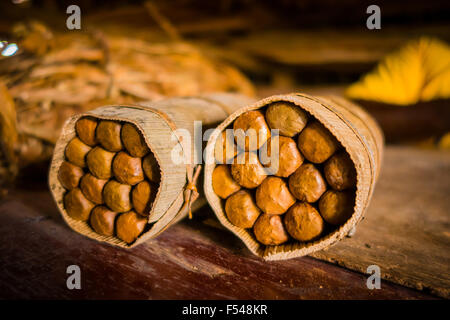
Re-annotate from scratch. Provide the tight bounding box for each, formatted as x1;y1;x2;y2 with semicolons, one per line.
58;117;160;244
212;103;356;246
205;93;383;260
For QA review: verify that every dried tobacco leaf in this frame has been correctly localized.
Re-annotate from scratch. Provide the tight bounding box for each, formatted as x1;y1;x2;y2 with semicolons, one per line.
0;21;255;190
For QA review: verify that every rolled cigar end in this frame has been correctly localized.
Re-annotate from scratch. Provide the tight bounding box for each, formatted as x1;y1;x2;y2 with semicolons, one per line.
319;190;354;225
288;163;326;203
90;206;119;236
96;120;123;152
116;211;147;244
121;123;150;158
261;136;303;177
75;117;98;147
103;180;132;213
265;102;308;137
64;188;95;221
233;110;270;151
212;165;241;199
142;153;161;183
65;137;91;168
298;121;339;163
86;146;115;179
225;190;261;228
324;151;357;190
256;177;295;214
253;214;289;245
284;202;324;241
214;130;237;164
112;151;144;186
231;152;267;189
132;181;157;216
80;173;108;204
58;161;84;190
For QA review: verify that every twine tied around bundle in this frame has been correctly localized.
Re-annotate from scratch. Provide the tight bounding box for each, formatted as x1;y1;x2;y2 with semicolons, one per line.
183;164;202;219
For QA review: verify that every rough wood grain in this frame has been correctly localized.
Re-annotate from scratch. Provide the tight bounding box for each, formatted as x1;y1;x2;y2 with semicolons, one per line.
311;146;450;298
0;149;439;299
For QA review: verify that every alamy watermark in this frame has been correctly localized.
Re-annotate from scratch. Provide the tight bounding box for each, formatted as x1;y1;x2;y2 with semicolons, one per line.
366;5;381;30
169;122;280;172
65;4;380;31
66;5;81;30
366;265;381;289
66;264;81;290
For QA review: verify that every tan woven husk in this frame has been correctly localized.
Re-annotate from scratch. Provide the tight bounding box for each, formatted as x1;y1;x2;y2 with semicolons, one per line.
49;93;254;248
204;93;384;260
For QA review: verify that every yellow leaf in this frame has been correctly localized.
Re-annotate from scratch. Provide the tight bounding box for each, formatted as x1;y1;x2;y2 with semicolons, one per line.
346;37;450;105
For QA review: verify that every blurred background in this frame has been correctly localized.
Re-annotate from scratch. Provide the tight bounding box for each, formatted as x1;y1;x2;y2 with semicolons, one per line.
0;0;449;191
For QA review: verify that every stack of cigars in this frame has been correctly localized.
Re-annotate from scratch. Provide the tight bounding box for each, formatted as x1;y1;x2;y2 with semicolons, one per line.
212;102;357;246
57;117;160;244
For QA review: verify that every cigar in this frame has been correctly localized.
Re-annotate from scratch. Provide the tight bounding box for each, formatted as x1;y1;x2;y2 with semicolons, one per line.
58;161;84;190
231;152;267;189
260;135;303;177
288;163;327;203
64;188;95;221
233;110;270;151
121;123;150;158
116;211;147;244
297;121;339;163
212;164;241;199
80;173;108;204
90;206;119;236
284;202;324;241
103;180;132;213
142;153;161;183
86;146;115;180
253;214;289;245
214;130;238;164
225;189;261;228
65;137;91;168
265;102;308;137
324;151;357;190
255;176;295;214
112;151;144;186
96;120;123;152
75;117;98;147
318;190;354;225
132;180;157;216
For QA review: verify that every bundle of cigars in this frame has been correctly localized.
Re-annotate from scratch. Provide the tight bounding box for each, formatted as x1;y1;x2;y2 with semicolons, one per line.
49;93;254;247
204;93;383;260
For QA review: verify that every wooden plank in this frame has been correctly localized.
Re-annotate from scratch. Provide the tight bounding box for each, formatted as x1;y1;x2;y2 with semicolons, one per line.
0;150;436;299
311;146;450;298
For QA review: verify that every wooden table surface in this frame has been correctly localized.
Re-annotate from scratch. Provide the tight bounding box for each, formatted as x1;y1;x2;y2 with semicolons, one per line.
0;154;441;299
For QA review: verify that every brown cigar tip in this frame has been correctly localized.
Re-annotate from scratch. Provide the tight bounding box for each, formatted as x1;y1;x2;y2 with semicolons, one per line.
116;211;147;244
253;214;289;245
225;189;261;229
58;161;84;190
212;164;241;199
121;123;150;158
76;117;98;147
112;151;144;186
90;206;118;237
